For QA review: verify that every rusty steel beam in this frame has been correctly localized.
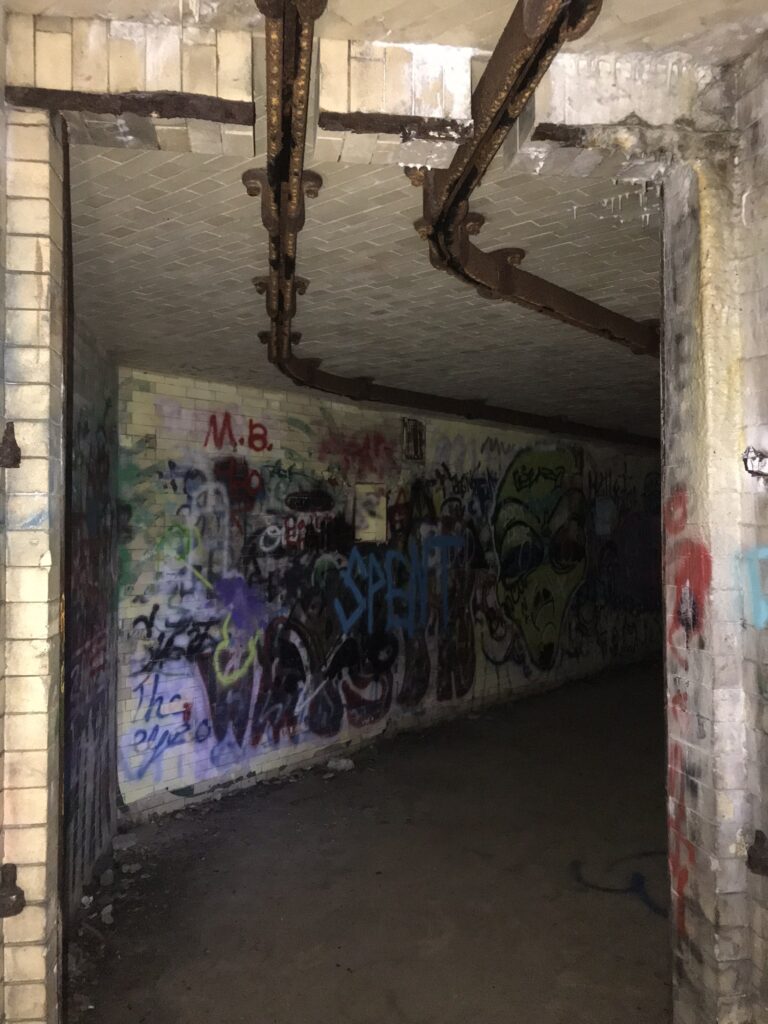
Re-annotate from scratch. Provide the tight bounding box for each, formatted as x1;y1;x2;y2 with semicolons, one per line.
317;110;473;142
242;0;658;448
6;85;255;125
279;354;658;449
243;0;326;365
412;0;659;358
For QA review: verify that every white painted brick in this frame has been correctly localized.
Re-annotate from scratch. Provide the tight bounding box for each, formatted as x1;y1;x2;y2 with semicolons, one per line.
182;36;217;95
34;27;73;91
7;199;52;239
5;384;51;420
72;19;108;92
5;677;49;714
4;788;48;826
5;274;50;313
217;30;252;101
3;829;47;868
5;459;50;495
5;981;46;1020
7;126;51;164
108;21;146;93
5;944;46;984
36;15;72;31
6;495;49;533
5;347;52;384
6;237;53;276
412;49;443;118
6;568;50;605
5;641;51;678
384;45;413;115
319;38;350;113
7;14;35;87
8;108;50;127
184;26;215;45
146;24;181;92
16;866;46;903
5;714;48;752
350;46;386;112
6;533;49;568
439;45;472;121
11;422;52;458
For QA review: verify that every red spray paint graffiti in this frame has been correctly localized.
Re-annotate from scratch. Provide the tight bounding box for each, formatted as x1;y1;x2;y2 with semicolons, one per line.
319;431;395;479
664;488;712;670
668;691;696;941
664;488;708;942
204;412;272;454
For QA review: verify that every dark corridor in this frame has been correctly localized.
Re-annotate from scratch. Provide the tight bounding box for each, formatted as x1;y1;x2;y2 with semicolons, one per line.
68;662;670;1024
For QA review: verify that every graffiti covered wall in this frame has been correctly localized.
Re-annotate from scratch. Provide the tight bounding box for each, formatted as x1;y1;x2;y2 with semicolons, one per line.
118;369;662;811
66;327;119;908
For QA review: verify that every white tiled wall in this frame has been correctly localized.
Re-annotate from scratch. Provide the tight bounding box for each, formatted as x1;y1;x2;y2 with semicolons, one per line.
117;366;661;817
3;106;65;1024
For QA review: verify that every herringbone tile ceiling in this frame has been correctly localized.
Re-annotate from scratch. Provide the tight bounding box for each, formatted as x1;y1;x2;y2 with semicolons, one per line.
64;0;768;437
71;139;662;437
9;0;768;59
317;0;768;58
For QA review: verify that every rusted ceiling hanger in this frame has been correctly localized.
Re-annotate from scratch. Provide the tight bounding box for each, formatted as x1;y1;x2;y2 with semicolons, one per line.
412;0;658;359
243;0;659;449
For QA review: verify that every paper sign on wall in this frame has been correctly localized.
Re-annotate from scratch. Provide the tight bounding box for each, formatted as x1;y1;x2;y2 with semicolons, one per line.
354;483;388;542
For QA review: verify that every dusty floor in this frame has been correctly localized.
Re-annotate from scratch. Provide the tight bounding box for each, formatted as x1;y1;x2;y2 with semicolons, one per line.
68;662;671;1024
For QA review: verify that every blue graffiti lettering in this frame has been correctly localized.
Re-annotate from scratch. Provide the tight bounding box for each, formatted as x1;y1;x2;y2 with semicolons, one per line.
334;535;464;638
123;674;213;781
385;549;410;631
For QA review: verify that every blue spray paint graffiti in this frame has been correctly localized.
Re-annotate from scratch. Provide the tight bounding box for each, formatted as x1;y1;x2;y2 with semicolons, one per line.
119;414;661;801
743;547;768;629
334;536;465;636
126;674;212;781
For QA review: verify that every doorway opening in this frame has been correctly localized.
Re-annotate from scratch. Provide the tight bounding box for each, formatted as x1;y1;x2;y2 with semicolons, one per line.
59;110;668;1024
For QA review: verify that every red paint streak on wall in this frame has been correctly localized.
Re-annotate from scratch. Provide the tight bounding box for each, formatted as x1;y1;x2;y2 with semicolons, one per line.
665;488;713;670
668;691;696;940
667;540;713;669
213;456;263;533
664;488;688;537
665;488;707;943
319;431;395;479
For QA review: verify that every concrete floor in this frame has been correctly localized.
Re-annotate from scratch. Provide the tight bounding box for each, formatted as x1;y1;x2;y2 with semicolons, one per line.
69;662;671;1024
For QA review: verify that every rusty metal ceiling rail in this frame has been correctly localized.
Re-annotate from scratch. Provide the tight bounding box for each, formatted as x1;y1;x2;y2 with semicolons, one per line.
245;0;327;366
412;0;658;358
243;0;659;450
